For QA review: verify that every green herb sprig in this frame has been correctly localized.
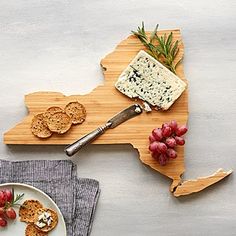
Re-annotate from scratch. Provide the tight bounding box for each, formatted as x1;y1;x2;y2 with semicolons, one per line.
132;22;182;74
11;193;24;207
4;188;24;209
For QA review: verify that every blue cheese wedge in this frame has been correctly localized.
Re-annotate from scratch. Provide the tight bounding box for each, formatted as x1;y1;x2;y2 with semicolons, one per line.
115;50;187;110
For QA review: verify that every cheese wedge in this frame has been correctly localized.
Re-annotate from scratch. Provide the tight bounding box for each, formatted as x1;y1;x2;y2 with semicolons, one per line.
115;50;187;110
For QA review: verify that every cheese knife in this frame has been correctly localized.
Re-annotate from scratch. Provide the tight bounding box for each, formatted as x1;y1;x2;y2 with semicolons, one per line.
64;104;143;156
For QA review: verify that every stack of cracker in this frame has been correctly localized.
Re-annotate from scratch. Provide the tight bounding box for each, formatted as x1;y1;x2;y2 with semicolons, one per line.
31;101;86;138
19;200;58;236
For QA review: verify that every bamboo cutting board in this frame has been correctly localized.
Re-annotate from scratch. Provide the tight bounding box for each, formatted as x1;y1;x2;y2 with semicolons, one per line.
4;30;231;196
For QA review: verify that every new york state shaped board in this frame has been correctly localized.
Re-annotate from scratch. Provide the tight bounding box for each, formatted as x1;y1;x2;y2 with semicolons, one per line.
4;30;232;196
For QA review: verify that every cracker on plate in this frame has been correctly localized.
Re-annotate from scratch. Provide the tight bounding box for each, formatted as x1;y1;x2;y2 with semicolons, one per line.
19;200;43;223
46;112;72;134
33;208;58;233
65;101;86;124
31;114;52;139
25;224;48;236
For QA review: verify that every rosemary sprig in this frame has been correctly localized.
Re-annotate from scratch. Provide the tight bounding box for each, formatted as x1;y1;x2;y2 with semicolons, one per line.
11;193;24;207
132;22;182;74
4;189;24;209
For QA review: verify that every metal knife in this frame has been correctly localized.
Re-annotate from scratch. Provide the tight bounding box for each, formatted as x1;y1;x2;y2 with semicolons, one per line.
64;104;143;156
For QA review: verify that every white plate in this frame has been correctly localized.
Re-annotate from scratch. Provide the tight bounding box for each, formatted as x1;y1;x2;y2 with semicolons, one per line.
0;183;67;236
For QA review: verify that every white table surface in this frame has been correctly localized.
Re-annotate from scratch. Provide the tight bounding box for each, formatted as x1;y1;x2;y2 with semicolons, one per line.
1;1;236;235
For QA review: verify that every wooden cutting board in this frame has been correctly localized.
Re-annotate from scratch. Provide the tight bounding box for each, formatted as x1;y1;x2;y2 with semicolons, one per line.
4;29;231;196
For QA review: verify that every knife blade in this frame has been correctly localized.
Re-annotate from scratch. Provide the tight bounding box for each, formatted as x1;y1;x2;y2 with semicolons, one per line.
108;104;142;128
64;104;142;156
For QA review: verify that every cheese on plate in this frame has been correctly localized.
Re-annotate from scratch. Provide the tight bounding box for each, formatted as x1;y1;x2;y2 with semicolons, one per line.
115;50;187;110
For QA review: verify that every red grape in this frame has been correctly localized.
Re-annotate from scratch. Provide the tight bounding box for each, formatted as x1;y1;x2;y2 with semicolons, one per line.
175;136;185;145
159;154;168;166
166;149;177;159
0;191;7;207
0;207;4;216
148;121;187;165
149;134;156;143
152;128;163;141
0;217;7;227
169;120;178;132
156;142;167;154
4;189;13;203
162;123;169;129
165;137;176;148
151;151;160;160
162;126;172;137
149;142;159;152
6;208;16;220
175;125;188;136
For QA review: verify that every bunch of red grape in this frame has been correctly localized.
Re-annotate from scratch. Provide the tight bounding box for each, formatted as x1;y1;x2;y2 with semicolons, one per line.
149;120;188;166
0;189;23;227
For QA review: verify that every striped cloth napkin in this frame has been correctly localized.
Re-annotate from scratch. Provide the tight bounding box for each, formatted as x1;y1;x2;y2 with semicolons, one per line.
0;160;100;236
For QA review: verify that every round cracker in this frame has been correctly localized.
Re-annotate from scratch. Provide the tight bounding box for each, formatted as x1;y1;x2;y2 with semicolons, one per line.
65;101;86;124
33;208;58;232
31;114;52;138
46;112;72;134
43;106;63;124
25;224;48;236
19;200;43;223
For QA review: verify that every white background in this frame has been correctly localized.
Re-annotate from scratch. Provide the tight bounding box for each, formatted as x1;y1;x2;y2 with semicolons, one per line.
0;0;236;235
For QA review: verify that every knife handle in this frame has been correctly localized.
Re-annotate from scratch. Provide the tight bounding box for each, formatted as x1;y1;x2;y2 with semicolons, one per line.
64;122;111;156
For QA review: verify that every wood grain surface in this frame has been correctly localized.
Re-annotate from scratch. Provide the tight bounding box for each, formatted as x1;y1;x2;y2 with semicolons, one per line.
173;169;233;197
3;30;231;196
